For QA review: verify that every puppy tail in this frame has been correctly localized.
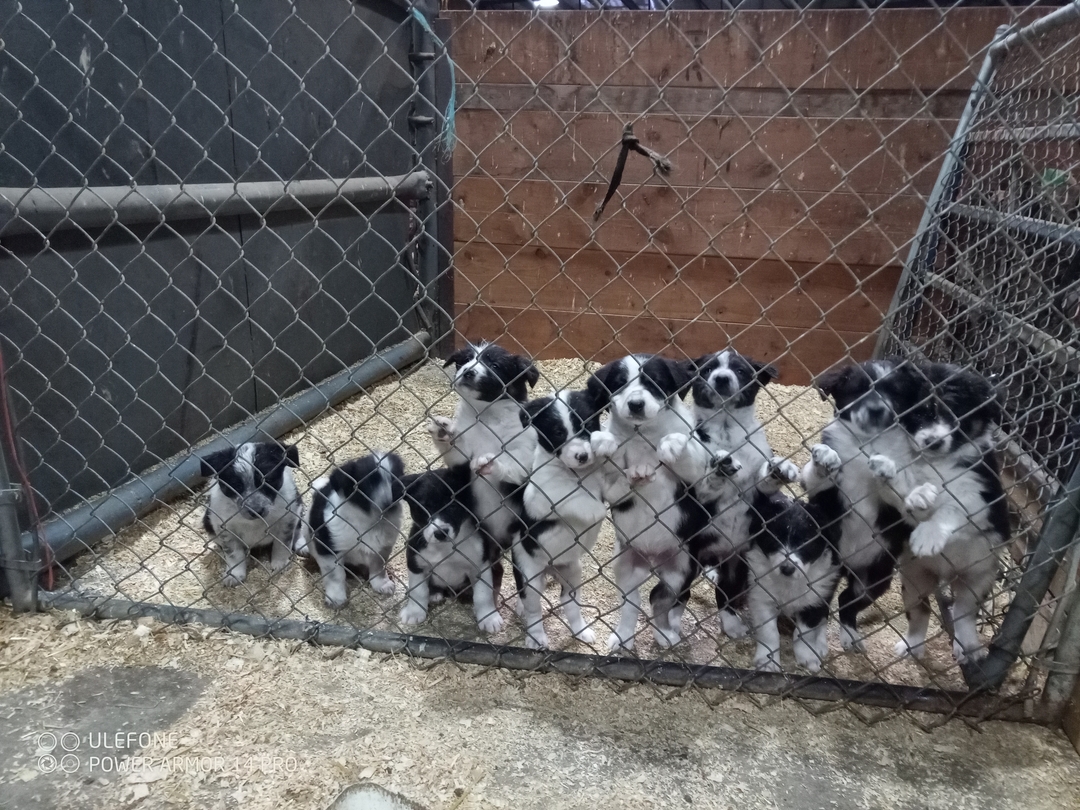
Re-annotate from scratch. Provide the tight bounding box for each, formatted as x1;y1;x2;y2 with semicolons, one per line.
373;449;407;507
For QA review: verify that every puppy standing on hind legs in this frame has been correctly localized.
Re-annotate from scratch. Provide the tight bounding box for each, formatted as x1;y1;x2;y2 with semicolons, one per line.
514;390;617;649
586;354;696;653
655;349;800;641
201;441;303;587
801;360;935;654
867;363;1008;664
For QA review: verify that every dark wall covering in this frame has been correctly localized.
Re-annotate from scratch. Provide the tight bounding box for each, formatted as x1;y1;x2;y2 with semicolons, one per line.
0;0;424;518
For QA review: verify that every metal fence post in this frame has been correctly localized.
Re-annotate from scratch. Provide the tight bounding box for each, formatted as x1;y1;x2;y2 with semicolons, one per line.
0;440;36;612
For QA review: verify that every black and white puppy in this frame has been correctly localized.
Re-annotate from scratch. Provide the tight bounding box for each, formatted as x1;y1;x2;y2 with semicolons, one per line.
801;359;936;653
200;441;303;586
587;354;696;652
514;389;618;648
745;492;841;672
398;465;505;634
305;451;405;608
657;350;800;639
429;341;539;551
868;363;1007;663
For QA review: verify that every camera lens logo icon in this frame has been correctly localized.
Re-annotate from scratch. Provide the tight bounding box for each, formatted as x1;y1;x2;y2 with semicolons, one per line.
60;755;80;773
38;754;58;774
60;733;80;751
36;732;57;753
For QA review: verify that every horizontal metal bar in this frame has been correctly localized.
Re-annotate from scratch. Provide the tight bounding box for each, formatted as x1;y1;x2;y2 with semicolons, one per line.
0;172;432;237
26;332;431;566
967;123;1080;142
38;591;1052;724
948;204;1080;248
989;0;1080;61
925;272;1080;373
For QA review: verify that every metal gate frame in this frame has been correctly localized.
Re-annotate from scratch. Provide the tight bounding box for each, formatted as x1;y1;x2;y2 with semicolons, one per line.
876;1;1080;702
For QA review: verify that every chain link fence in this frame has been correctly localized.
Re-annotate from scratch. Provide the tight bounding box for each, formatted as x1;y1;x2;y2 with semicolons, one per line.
2;1;1080;729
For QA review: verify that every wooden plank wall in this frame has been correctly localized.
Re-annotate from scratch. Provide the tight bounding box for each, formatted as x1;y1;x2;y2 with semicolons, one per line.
446;10;1021;384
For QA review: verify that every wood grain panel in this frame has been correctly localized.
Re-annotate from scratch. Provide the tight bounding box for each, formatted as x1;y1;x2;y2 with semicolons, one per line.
454;242;900;333
455;304;877;386
447;10;1032;92
457;83;970;121
454;177;922;267
455;110;952;195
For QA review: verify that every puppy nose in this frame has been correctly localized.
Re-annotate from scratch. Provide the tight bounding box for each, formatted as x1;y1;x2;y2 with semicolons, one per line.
575;451;590;464
627;399;644;414
925;436;946;452
779;562;796;577
432;529;448;542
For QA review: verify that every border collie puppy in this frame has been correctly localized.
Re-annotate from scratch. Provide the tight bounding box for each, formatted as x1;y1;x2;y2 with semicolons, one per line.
398;465;505;634
514;389;618;648
801;359;936;653
869;363;1007;663
429;342;539;551
657;350;799;638
587;354;695;652
201;441;303;586
745;492;841;672
305;451;405;608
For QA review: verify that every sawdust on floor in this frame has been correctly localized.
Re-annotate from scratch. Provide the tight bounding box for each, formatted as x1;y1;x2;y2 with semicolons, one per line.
0;609;1077;810
58;358;1027;696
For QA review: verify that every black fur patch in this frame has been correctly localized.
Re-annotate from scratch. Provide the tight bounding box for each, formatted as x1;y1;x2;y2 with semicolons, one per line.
920;362;1002;448
200;441;298;505
587;354;692;409
816;359;936;435
688;350;778;410
402;465;475;559
329;453;406;513
749;491;835;568
526;390;602;455
445;342;539;403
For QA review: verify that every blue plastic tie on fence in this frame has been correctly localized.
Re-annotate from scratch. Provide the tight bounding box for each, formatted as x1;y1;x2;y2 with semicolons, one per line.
411;8;457;156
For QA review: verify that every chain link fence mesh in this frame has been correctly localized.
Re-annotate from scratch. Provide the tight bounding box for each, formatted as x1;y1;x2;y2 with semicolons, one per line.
2;2;1079;728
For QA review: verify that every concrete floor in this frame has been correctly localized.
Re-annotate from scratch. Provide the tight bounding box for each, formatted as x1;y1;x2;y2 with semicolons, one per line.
1;607;1078;810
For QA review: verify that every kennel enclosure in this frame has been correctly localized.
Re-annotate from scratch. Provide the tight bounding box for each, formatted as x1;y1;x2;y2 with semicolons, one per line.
1;2;1079;731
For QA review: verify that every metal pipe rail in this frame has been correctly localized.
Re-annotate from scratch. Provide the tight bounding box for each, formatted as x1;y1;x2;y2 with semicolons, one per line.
24;332;431;567
0;172;432;237
39;591;1055;725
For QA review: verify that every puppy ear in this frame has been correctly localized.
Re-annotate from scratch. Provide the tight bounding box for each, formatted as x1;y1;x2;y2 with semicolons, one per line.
586;364;615;410
389;469;411;504
814;365;850;402
443;347;474;369
400;472;422;504
522;396;551;428
199;448;236;478
666;357;694;396
521;360;540;389
283;444;300;468
749;359;779;386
